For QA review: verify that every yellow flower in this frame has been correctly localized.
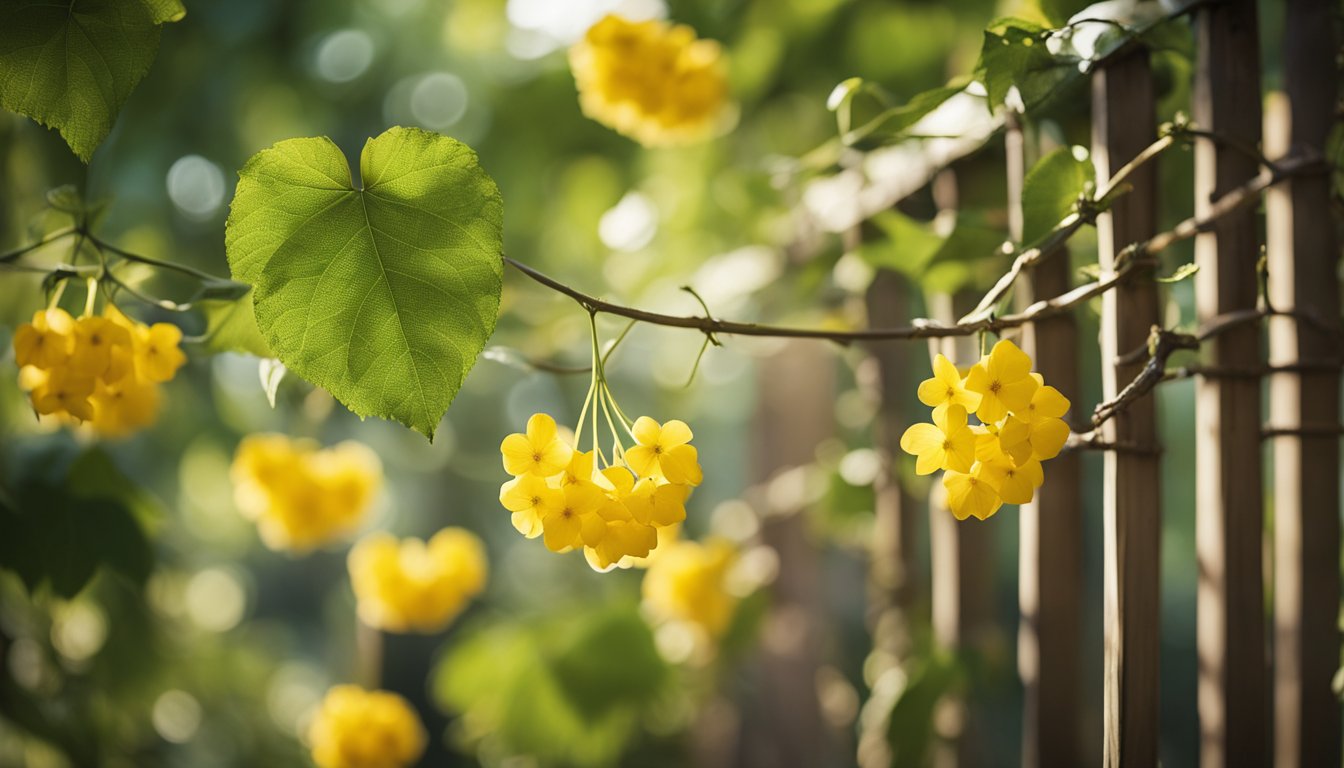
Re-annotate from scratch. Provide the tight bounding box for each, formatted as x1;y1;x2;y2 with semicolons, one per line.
899;404;975;475
917;353;982;416
541;482;607;553
89;375;161;437
348;528;487;633
569;14;729;147
500;413;574;478
68;316;134;380
499;474;563;539
625;477;689;527
12;308;75;369
308;685;426;768
975;449;1045;505
588;517;658;571
964;339;1039;423
641;538;739;639
626;417;703;486
943;469;1003;521
1002;380;1072;460
134;322;187;383
30;366;96;421
231;435;383;553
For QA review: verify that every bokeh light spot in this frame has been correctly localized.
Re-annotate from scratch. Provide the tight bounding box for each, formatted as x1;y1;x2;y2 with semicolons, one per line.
314;29;375;83
166;155;225;220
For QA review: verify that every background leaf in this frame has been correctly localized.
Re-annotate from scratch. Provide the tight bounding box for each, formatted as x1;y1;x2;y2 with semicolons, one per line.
0;448;154;598
225;127;504;440
197;292;274;358
0;0;182;162
1020;147;1094;245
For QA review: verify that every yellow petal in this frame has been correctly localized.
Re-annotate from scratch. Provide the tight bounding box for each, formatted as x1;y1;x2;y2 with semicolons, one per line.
660;419;693;446
660;444;702;486
964;362;991;396
537;440;574;476
935;404;968;433
999;417;1035;465
632;416;661;446
1031;418;1070;460
998;377;1039;415
500;433;536;476
915;447;946;476
899;423;942;457
975;394;1008;424
542;511;582;552
624;444;658;478
989;339;1032;380
1030;385;1071;421
512;508;544;538
943;428;976;474
525;412;558;444
996;466;1036;505
918;375;950;407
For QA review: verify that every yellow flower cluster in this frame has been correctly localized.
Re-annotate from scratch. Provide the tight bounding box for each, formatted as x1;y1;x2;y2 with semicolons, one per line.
901;340;1070;521
641;537;739;640
499;412;703;570
348;528;487;634
308;685;425;768
231;435;382;553
13;305;185;436
569;14;729;147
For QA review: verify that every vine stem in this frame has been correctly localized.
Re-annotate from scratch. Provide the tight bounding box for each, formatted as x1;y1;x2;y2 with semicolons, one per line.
501;152;1317;347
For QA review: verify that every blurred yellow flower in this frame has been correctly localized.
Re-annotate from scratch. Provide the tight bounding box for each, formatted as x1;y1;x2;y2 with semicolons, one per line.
569;14;729;147
642;538;739;640
231;435;382;553
348;528;487;633
307;685;425;768
13;308;75;369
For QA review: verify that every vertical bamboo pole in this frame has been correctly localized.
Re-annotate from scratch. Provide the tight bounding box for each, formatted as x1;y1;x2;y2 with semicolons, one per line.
1008;119;1084;768
861;268;921;762
1192;3;1269;766
1091;51;1162;768
750;340;835;768
927;170;992;768
1267;1;1342;765
866;269;919;652
927;315;993;768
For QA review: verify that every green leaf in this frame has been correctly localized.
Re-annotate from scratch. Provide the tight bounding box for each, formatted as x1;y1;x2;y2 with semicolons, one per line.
434;610;661;768
0;0;182;162
846;77;971;147
549;607;667;720
138;0;186;24
197;291;274;358
0;449;154;598
886;652;963;768
1020;147;1094;245
225;127;504;440
857;211;946;276
976;18;1076;110
1156;263;1199;283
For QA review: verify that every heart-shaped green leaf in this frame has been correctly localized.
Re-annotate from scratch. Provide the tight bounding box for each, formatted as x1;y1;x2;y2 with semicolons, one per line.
225;127;504;439
0;0;184;162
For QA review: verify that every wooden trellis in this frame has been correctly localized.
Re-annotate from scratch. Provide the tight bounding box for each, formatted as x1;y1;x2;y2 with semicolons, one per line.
876;2;1341;766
